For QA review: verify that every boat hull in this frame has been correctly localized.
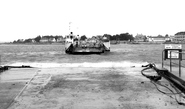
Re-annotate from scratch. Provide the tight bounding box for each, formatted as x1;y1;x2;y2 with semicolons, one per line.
65;45;106;54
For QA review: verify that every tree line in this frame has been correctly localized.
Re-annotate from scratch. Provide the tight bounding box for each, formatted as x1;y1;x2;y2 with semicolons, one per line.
13;33;134;43
103;33;134;41
11;31;185;43
81;33;134;41
13;35;64;43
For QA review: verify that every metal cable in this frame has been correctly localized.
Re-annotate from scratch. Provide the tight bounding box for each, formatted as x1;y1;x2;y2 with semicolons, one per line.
141;64;185;106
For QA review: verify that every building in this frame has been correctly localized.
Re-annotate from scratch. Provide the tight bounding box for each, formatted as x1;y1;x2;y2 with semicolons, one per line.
171;35;185;43
134;34;147;42
148;36;170;42
40;37;56;43
56;36;65;43
48;37;55;42
40;37;49;43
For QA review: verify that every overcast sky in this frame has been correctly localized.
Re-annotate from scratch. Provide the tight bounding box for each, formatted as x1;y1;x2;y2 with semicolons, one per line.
0;0;185;42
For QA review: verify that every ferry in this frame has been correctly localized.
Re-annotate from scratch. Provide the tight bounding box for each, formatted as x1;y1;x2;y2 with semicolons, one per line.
65;32;110;54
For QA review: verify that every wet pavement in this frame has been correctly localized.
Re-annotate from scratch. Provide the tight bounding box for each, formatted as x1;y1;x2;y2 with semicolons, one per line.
3;66;184;109
0;68;38;109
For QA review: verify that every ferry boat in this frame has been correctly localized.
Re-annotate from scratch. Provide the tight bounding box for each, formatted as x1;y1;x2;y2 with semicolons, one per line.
65;32;110;54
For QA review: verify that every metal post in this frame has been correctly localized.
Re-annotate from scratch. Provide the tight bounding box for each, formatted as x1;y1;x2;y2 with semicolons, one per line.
178;51;181;101
170;51;172;72
162;50;164;68
179;52;181;77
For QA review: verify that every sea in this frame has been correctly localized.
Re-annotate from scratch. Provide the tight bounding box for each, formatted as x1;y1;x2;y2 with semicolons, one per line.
0;43;172;68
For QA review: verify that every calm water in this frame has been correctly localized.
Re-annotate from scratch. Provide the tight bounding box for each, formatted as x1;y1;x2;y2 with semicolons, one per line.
0;44;166;66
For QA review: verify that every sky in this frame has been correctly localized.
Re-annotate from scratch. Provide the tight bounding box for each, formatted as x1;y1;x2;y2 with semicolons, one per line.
0;0;185;42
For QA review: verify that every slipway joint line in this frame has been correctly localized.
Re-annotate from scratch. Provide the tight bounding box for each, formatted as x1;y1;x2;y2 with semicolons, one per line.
6;70;39;109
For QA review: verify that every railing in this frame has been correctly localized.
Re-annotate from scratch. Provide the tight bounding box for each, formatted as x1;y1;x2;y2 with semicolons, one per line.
143;49;185;105
141;63;185;105
162;50;185;77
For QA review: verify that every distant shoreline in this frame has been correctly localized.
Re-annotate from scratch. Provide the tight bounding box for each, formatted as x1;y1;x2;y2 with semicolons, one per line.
0;42;65;45
0;41;184;45
111;41;184;44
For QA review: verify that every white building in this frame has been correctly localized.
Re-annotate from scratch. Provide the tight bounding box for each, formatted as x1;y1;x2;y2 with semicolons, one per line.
148;36;170;42
171;35;185;43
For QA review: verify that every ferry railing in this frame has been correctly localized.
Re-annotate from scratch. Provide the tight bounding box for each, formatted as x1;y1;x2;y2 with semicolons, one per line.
162;50;185;78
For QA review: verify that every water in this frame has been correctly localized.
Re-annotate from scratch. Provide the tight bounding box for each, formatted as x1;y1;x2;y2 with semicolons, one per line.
0;44;167;67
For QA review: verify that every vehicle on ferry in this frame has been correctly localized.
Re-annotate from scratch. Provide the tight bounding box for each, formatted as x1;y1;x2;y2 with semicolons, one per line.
65;32;110;54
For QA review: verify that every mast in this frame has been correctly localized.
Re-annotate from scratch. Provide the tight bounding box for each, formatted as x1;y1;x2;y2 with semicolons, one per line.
69;22;72;34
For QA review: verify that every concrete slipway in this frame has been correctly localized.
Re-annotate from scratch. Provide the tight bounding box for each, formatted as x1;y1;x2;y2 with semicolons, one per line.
0;62;185;109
